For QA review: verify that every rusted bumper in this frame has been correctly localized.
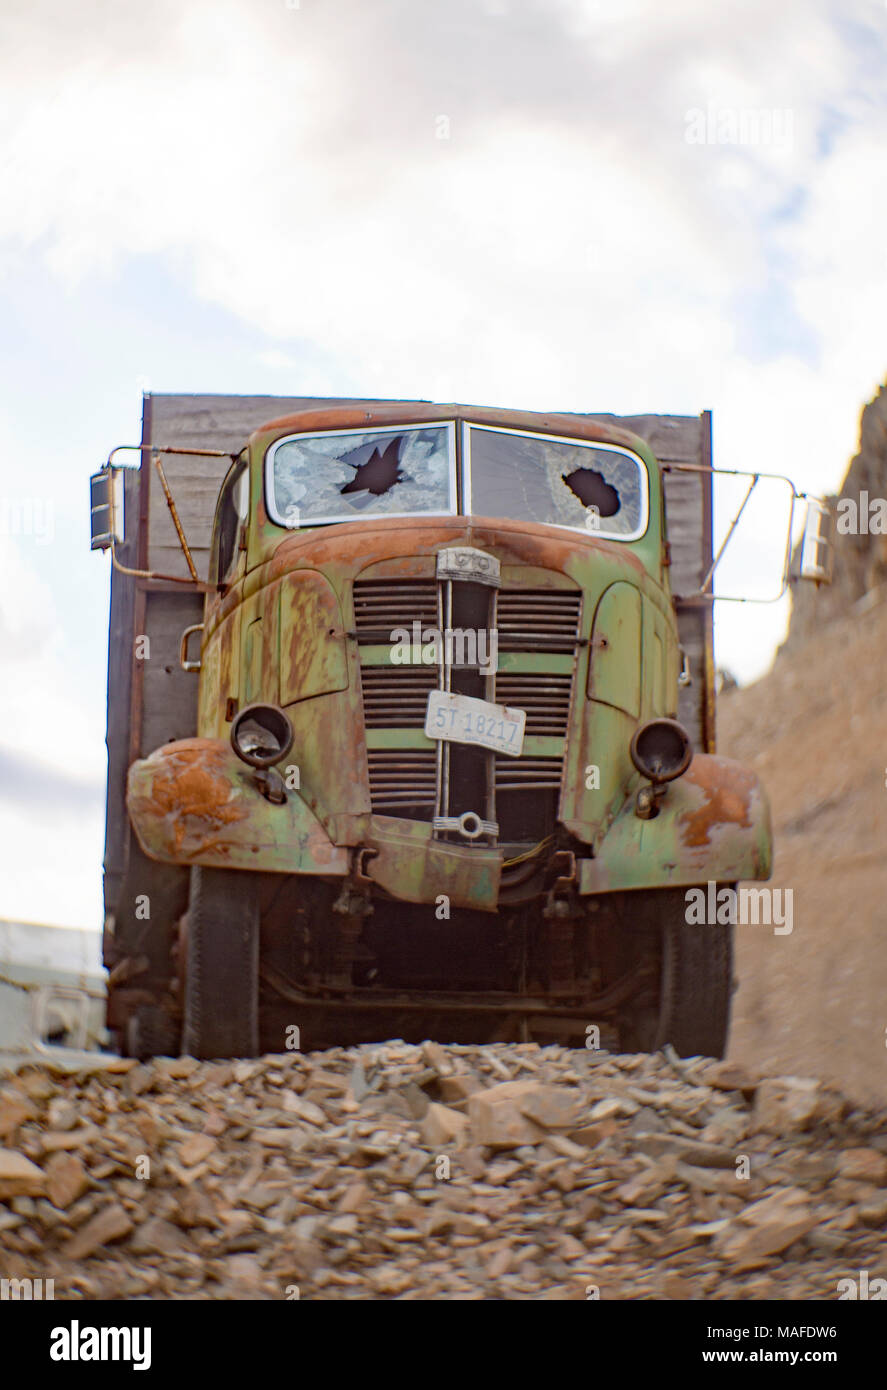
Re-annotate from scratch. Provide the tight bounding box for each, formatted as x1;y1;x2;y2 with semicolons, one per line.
579;754;772;894
126;738;349;875
363;817;501;911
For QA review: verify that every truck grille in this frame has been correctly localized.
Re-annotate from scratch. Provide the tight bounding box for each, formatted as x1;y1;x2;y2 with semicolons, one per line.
354;580;437;641
494;756;564;791
355;577;579;825
366;750;437;812
493;672;573;735
361;666;438;727
496;590;581;649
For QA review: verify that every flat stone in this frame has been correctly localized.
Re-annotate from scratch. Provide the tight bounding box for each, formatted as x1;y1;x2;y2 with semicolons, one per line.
633;1133;736;1169
713;1188;817;1268
46;1099;79;1132
435;1074;482;1105
156;1057;199;1078
837;1148;887;1184
179;1134;217;1167
857;1195;887;1226
568;1120;619;1148
63;1202;133;1259
45;1152;90;1209
705;1061;758;1094
467;1082;552;1148
0;1096;36;1139
421;1041;454;1077
754;1077;842;1134
130;1216;190;1256
326;1214;359;1237
420;1103;470;1148
588;1098;628;1121
336;1181;372;1214
40;1125;101;1154
283;1094;327;1126
518;1086;582;1130
0;1149;46;1198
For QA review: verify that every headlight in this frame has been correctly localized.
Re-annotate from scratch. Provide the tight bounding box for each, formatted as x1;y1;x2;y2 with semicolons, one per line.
629;718;692;785
231;703;294;769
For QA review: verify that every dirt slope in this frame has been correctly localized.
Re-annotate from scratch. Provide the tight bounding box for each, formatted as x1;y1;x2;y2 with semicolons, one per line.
720;591;887;1105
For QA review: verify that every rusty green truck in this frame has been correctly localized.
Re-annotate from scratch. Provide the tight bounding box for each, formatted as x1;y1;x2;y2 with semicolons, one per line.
91;395;830;1060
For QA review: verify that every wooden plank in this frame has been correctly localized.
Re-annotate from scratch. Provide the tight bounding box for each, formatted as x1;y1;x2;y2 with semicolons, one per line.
140;591;206;755
102;466;139;922
699;409;716;752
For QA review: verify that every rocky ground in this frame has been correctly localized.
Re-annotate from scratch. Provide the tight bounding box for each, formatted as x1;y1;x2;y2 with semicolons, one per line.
1;1043;885;1300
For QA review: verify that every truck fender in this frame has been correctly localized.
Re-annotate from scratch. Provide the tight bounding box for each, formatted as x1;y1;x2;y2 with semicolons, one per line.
126;738;349;876
578;753;772;894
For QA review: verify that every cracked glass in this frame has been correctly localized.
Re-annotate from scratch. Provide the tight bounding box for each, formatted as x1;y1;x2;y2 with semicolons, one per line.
268;424;456;526
466;426;647;539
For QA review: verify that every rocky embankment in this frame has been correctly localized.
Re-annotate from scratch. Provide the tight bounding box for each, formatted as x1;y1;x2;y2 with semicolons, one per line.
1;1044;885;1300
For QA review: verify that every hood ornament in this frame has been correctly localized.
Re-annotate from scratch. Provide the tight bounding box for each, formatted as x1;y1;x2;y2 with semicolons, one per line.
436;547;500;587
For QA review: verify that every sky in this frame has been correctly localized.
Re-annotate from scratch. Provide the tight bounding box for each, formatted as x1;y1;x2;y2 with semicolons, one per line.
0;0;885;930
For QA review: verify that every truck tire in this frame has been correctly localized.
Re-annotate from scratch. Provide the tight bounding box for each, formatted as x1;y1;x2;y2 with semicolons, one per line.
183;866;260;1059
125;1005;180;1061
620;886;734;1059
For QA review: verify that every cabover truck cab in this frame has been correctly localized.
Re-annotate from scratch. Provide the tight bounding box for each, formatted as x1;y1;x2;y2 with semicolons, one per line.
92;396;825;1060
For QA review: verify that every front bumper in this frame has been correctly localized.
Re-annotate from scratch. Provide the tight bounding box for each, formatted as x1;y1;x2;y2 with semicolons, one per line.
127;741;770;902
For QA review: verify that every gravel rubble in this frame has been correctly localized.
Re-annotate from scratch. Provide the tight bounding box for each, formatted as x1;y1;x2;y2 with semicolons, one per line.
0;1043;884;1300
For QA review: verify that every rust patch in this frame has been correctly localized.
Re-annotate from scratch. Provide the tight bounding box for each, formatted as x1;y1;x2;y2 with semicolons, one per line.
260;516;647;594
250;402;646;457
677;755;757;848
128;739;248;856
280;571;347;705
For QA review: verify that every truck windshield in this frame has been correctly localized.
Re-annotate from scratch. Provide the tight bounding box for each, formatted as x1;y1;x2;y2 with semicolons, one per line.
267;423;457;526
464;424;648;540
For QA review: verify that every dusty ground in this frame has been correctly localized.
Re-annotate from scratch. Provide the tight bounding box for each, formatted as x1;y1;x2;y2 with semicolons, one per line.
1;1045;884;1300
720;590;887;1107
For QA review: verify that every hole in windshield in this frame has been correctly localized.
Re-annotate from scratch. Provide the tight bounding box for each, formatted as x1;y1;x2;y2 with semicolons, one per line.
561;467;621;516
339;437;409;497
267;424;456;526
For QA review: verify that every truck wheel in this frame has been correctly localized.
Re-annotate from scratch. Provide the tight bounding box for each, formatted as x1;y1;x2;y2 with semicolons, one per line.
183;866;260;1059
125;1005;180;1061
620;887;734;1059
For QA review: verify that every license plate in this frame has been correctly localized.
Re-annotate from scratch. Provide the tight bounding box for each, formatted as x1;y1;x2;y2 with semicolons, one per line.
425;691;526;757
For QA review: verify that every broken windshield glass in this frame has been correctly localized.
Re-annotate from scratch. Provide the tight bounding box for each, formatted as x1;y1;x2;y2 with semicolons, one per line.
465;426;647;539
267;424;456;526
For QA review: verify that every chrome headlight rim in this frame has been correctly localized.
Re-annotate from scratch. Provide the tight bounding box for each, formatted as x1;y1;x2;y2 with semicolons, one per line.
230;702;294;770
629;717;692;785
